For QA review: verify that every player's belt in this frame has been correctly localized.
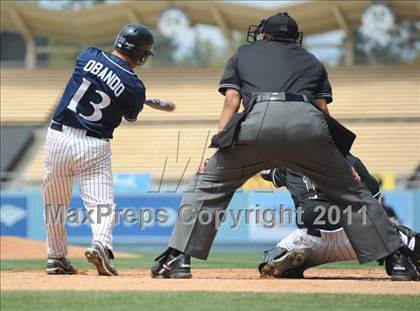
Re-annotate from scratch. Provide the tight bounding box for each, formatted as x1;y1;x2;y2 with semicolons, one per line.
255;92;311;103
50;123;108;140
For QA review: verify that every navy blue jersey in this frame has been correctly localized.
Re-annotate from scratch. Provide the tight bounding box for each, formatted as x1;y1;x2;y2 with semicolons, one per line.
53;47;145;138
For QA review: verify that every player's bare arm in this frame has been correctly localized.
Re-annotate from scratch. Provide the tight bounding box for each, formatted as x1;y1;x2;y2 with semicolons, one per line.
313;98;330;115
197;89;241;173
218;88;241;132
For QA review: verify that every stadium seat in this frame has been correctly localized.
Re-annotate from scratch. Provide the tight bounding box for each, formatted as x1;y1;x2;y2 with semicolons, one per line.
1;66;419;123
2;66;418;183
23;122;419;183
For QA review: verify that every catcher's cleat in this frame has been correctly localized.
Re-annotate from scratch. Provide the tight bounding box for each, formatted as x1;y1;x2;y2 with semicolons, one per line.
151;249;192;279
258;246;287;273
386;249;419;281
85;241;118;276
46;257;77;275
260;249;305;278
281;266;305;279
259;246;305;279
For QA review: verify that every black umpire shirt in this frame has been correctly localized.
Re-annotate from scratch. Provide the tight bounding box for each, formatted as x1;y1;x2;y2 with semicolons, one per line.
218;40;333;108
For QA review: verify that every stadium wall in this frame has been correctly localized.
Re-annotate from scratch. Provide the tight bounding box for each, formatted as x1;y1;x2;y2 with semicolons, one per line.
1;185;419;247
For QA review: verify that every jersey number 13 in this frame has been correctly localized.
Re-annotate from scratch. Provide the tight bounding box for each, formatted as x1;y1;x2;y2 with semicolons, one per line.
67;78;111;122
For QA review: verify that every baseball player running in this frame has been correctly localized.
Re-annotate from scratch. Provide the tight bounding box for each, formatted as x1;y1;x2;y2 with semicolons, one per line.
44;24;175;276
258;155;420;280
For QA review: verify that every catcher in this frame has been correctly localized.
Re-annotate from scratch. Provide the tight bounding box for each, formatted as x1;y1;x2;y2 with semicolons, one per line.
258;155;420;280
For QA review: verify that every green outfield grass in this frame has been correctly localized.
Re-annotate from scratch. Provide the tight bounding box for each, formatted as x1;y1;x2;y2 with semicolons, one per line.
1;291;419;311
0;252;377;270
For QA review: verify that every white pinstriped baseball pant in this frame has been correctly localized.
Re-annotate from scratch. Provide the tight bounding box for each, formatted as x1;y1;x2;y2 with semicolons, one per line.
277;228;357;267
43;125;115;258
277;227;415;268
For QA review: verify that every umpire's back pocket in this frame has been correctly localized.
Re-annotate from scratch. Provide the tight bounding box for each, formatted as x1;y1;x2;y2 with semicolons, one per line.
237;110;264;145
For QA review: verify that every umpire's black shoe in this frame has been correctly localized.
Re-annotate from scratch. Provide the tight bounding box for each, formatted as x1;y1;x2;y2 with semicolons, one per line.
46;257;77;275
394;224;420;273
151;249;192;279
85;241;118;276
260;249;305;279
386;249;419;281
259;169;275;182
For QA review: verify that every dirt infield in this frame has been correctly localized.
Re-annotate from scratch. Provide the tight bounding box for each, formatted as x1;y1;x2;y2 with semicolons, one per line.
2;268;419;295
2;237;419;295
0;236;136;259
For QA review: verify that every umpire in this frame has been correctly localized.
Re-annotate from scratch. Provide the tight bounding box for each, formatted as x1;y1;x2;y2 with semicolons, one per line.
151;12;414;280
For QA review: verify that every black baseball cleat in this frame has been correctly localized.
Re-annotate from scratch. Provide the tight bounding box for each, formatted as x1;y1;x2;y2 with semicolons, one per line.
259;246;305;279
258;246;287;273
394;224;420;273
46;257;77;275
260;249;305;278
151;249;192;279
259;169;275;182
386;249;419;281
281;266;305;279
85;241;118;276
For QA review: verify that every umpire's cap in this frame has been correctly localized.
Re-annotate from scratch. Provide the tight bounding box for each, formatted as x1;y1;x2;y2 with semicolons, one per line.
261;12;299;39
247;12;302;44
114;24;155;64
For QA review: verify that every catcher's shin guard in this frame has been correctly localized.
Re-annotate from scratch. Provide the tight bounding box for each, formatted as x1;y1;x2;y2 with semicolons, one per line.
394;224;420;273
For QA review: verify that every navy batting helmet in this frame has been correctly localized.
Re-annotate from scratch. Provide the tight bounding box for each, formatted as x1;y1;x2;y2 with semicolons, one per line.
113;24;155;64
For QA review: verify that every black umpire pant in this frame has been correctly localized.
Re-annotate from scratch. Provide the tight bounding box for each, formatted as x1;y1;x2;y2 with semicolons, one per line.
169;99;402;263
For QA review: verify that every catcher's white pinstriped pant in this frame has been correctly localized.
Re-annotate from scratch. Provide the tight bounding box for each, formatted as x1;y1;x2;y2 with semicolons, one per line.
43;125;115;258
277;228;357;267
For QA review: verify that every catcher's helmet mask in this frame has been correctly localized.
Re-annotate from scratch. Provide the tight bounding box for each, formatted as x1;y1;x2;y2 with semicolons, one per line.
247;12;303;46
114;24;155;65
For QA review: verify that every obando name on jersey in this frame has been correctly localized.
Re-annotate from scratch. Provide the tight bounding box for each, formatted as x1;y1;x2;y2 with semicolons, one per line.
83;60;126;97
